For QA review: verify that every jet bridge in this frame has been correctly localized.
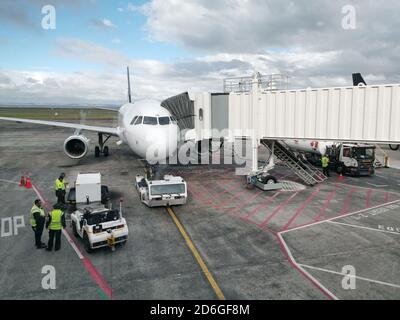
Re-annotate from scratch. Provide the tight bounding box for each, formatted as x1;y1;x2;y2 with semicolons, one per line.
187;75;400;172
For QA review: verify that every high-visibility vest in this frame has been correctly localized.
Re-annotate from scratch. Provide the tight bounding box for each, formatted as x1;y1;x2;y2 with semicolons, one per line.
30;205;45;227
49;209;64;230
321;156;329;168
55;178;65;191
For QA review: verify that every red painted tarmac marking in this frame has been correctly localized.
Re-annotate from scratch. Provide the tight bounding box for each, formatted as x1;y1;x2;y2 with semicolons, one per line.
230;190;263;215
242;192;281;220
276;234;335;300
314;183;340;222
339;187;356;215
283;187;322;231
31;182;113;300
214;181;243;198
258;192;300;228
188;182;214;204
365;189;373;208
216;187;248;209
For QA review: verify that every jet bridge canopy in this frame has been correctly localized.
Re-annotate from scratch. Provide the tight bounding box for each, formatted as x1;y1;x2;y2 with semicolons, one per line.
190;80;400;144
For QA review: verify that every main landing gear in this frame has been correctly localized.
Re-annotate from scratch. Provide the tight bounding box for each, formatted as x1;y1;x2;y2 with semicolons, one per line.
95;133;111;157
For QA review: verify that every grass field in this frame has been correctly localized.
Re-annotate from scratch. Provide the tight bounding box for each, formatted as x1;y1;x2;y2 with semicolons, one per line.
0;107;116;120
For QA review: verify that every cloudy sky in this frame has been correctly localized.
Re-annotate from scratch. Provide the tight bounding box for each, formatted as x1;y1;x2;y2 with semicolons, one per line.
0;0;399;105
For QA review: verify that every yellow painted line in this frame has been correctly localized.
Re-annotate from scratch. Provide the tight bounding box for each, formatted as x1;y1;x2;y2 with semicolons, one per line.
167;207;225;300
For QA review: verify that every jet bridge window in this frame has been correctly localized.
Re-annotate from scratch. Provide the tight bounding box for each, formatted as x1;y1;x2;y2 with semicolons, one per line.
158;116;170;125
143;116;158;125
134;116;143;125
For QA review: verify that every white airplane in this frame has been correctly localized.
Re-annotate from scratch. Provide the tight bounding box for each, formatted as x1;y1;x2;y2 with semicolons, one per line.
0;68;179;163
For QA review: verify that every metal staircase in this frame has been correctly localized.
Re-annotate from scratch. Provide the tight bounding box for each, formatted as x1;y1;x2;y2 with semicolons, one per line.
262;140;327;186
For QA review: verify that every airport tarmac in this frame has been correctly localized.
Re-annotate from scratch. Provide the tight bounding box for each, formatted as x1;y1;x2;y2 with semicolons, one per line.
1;120;400;300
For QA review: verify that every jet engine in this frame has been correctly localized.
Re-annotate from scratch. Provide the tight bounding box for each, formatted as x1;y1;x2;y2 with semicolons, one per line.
63;135;90;159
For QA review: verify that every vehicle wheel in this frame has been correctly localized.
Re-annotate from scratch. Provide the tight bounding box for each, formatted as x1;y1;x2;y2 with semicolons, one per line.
83;233;93;253
336;166;343;174
262;175;277;184
389;144;400;151
72;222;79;237
95;146;100;157
103;146;109;157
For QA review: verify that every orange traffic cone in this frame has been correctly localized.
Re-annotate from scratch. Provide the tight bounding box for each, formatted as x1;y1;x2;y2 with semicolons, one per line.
19;176;26;187
25;177;32;189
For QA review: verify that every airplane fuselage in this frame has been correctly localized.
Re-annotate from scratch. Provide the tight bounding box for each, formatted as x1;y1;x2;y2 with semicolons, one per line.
116;100;179;162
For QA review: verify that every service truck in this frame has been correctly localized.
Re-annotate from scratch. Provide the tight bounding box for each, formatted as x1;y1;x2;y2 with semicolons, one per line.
283;140;376;176
68;173;129;252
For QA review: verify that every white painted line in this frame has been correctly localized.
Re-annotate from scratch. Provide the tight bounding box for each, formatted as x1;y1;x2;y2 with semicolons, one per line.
327;221;400;236
277;232;339;300
366;182;389;188
62;229;84;260
299;264;400;289
281;200;400;234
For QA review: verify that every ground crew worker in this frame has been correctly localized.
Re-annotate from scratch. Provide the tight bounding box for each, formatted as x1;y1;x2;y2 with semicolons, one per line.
321;154;330;177
30;199;47;249
46;203;66;251
55;173;67;204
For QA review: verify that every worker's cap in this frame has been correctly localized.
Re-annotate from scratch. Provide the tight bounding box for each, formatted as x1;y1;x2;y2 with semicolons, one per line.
60;172;66;177
53;203;63;210
34;199;41;205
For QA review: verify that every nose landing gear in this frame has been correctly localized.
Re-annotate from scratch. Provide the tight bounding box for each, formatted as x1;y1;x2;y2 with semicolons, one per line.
95;133;111;157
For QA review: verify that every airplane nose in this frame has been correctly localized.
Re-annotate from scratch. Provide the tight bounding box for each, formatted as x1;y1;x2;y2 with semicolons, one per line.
144;125;178;162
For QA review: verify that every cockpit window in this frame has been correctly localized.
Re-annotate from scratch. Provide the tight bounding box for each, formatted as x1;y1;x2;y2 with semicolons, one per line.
143;116;158;125
130;116;138;125
170;116;178;124
134;116;143;125
158;116;170;125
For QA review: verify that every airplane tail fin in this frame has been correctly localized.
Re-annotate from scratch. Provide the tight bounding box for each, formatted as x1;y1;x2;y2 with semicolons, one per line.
127;66;132;103
352;73;367;86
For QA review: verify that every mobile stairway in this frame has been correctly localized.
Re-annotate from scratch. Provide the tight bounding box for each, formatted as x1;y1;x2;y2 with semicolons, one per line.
262;140;327;186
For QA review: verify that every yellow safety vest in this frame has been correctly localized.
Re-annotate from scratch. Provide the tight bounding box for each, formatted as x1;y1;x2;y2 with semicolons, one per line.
55;178;65;191
49;209;64;230
321;156;329;168
30;205;45;227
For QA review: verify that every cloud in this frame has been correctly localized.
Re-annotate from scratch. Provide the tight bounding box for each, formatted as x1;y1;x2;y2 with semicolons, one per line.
112;38;121;44
54;38;129;67
91;18;117;29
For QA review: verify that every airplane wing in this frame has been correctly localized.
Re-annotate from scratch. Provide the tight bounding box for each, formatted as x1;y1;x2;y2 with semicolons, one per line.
0;117;119;136
94;106;120;112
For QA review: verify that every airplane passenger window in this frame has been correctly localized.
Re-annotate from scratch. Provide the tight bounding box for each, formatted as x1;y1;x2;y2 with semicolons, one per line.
134;116;143;125
158;117;170;125
143;116;158;125
130;116;138;125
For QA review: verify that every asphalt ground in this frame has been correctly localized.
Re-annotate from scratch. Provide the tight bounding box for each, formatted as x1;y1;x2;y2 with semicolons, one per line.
1;119;400;300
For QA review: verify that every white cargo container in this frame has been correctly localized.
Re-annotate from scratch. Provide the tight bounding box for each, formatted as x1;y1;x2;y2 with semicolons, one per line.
75;173;102;203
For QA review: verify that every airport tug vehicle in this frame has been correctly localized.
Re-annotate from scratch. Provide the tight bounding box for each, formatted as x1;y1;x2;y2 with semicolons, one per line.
135;173;187;208
69;173;128;253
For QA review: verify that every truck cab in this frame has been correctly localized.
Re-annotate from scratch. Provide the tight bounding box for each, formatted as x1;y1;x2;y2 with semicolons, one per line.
328;143;375;176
